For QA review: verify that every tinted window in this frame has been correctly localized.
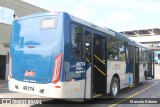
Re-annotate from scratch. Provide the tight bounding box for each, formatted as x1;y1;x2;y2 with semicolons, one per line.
94;34;105;61
117;39;126;60
107;36;118;60
142;48;148;62
139;47;142;61
85;31;91;62
136;48;139;63
125;43;128;60
71;24;83;57
128;45;133;63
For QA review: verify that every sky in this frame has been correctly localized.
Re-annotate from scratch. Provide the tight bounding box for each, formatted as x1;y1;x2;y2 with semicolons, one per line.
22;0;160;32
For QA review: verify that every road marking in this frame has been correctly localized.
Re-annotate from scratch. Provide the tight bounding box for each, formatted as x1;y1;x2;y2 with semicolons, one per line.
92;94;103;98
108;81;159;107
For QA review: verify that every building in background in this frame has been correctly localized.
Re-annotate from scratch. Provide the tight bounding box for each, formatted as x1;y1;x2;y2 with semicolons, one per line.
120;28;160;64
0;0;48;80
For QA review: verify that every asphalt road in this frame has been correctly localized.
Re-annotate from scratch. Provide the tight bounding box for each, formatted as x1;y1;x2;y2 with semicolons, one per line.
29;79;160;107
0;64;160;107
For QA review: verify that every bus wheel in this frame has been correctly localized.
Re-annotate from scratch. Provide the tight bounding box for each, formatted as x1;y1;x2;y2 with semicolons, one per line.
109;77;119;99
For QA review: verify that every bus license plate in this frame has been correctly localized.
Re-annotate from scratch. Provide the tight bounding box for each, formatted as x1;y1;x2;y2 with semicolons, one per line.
23;86;34;91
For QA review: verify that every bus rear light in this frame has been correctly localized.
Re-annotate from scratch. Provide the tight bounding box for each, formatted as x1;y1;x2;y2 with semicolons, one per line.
55;86;61;88
9;54;12;78
52;53;62;84
67;79;75;82
67;79;72;82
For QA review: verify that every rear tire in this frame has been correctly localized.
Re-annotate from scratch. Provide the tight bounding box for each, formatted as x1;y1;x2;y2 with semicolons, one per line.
108;77;119;99
140;82;144;86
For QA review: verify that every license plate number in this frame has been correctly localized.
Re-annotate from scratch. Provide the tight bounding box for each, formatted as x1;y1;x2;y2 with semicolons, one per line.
23;86;34;91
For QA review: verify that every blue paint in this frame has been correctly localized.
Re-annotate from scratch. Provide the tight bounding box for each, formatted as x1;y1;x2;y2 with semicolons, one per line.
11;13;66;83
126;63;133;73
10;12;86;84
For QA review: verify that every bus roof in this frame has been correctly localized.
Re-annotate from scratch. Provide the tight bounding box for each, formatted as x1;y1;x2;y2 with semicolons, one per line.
15;12;57;21
70;14;150;50
15;12;150;50
70;15;115;36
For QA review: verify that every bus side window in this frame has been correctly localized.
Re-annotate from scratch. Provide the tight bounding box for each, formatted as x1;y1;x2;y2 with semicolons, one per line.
142;48;148;62
85;31;91;63
71;24;83;57
117;39;126;61
136;47;139;63
107;36;118;60
139;47;142;61
128;45;133;63
125;43;128;61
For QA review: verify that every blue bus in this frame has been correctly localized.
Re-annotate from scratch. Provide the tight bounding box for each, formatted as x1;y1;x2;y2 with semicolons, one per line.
9;12;154;101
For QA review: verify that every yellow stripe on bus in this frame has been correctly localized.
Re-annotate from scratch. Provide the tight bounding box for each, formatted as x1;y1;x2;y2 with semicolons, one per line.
86;57;90;62
94;65;106;76
94;54;106;65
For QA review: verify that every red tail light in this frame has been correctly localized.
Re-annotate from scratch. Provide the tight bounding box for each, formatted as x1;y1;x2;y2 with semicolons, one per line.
52;53;62;84
9;54;12;78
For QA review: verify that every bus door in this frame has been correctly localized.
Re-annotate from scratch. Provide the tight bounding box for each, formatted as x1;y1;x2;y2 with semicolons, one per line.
92;33;106;96
134;47;139;83
127;45;134;86
84;29;92;98
128;45;139;85
147;51;155;79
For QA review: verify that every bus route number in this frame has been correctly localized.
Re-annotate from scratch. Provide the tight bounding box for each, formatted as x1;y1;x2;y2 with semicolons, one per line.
76;62;85;73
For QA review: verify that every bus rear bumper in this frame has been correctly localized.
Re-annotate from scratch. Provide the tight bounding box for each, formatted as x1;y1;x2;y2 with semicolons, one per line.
8;78;85;99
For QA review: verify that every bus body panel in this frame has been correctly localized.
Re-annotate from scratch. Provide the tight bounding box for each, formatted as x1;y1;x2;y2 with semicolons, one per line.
10;13;64;83
10;45;57;83
107;61;129;93
85;66;91;98
9;78;85;99
63;14;86;82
